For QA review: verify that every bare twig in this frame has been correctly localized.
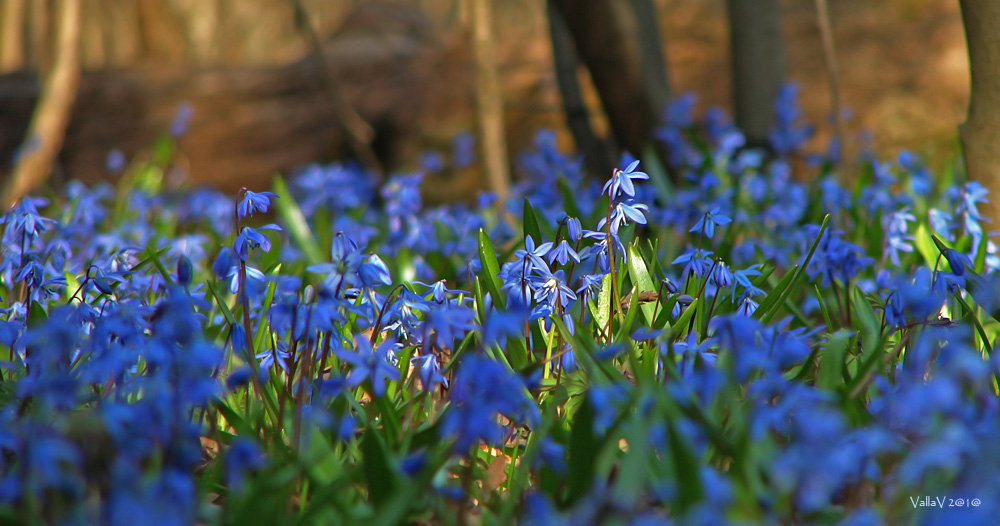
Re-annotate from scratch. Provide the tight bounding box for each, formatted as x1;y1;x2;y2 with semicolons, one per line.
1;0;81;208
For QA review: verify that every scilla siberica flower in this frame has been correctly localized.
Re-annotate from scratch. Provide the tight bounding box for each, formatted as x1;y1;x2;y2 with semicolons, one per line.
236;190;278;220
308;232;362;292
690;207;732;239
336;336;400;397
602;159;649;200
440;355;539;452
233;224;281;262
411;354;448;390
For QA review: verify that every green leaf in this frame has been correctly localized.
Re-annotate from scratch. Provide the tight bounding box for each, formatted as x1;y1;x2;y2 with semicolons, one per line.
673;298;699;338
522;197;545;244
626;243;658;325
667;417;703;512
953;293;994;356
361;428;396;507
27;300;47;327
914;223;939;268
207;281;237;326
557;178;584;219
478;229;506;310
272;176;324;266
566;398;598;503
754;265;798;318
818;330;853;391
552;315;616;382
596;273;613;337
761;214;830;324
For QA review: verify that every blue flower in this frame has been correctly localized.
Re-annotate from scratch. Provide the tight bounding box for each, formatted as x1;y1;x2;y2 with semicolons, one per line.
424;303;477;345
440;355;539;451
3;197;56;238
307;233;363;292
337;336;401;397
359;254;391;288
672;247;714;279
883;207;915;266
483;307;529;346
545;240;580;266
233;224;281;261
602;160;648;199
414;280;468;303
237;190;278;219
225;438;264;492
256;342;291;373
411;354;448;390
944;248;972;276
170;101;193;137
689;207;732;239
532;270;577;310
514;235;551;276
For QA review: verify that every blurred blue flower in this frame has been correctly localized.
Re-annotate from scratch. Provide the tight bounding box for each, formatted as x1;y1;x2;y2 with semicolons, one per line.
237;190;278;220
337;336;400;397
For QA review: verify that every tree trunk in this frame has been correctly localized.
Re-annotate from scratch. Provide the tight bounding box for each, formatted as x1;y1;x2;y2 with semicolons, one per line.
958;0;1000;230
2;0;80;209
630;0;671;119
546;0;614;177
468;0;510;202
726;0;786;147
1;0;26;72
550;0;660;158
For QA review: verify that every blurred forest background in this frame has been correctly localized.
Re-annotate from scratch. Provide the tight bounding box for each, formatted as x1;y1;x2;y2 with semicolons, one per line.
0;0;974;204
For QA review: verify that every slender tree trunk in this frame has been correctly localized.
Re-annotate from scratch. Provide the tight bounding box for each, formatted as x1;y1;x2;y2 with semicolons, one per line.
469;0;510;202
958;0;1000;229
1;0;81;208
31;0;50;74
1;0;26;72
550;0;659;158
546;0;614;177
726;0;786;147
813;0;845;166
630;0;671;119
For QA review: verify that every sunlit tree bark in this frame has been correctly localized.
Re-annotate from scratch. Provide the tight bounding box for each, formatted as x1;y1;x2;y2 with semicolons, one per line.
1;0;26;72
958;0;1000;228
1;0;81;208
469;0;510;202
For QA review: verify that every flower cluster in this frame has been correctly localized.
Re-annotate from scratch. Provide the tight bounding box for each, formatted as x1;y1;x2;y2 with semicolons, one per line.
0;84;995;526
